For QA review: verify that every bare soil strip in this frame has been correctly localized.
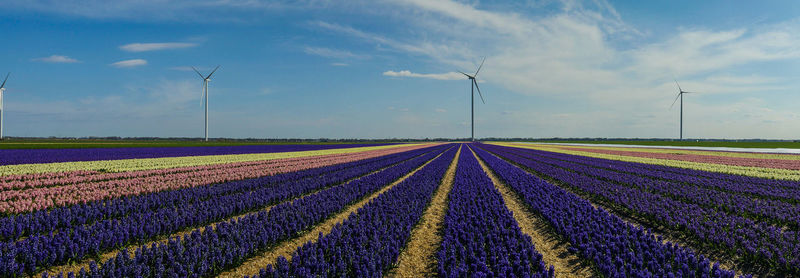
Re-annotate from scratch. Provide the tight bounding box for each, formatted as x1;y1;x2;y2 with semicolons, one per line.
216;147;452;278
38;150;436;277
470;146;595;278
485;147;747;276
387;144;462;277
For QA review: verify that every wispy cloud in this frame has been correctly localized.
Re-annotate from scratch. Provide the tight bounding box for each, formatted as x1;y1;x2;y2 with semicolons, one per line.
383;70;463;80
110;59;147;68
120;42;197;52
435;108;447;113
32;55;80;63
331;62;349;67
304;46;368;59
0;0;343;22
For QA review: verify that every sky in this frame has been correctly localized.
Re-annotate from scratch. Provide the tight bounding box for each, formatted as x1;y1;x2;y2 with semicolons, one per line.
0;0;799;139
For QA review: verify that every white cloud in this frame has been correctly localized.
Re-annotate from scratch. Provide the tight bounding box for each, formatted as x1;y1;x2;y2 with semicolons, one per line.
32;55;80;63
304;47;368;59
318;0;800;138
120;42;197;52
110;59;147;68
0;0;346;22
383;70;463;80
331;63;349;67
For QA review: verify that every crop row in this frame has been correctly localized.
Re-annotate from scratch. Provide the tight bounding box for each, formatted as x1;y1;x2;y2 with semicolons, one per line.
0;145;438;243
0;144;430;214
529;148;800;197
527;145;800;193
472;144;741;277
495;143;800;180
0;144;427;177
482;143;795;275
515;147;800;229
252;144;458;277
551;145;800;161
3;145;446;277
563;146;800;170
31;144;451;278
0;144;392;166
437;147;553;277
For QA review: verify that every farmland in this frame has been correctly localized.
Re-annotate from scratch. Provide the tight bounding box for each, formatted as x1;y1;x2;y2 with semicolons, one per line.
2;142;800;277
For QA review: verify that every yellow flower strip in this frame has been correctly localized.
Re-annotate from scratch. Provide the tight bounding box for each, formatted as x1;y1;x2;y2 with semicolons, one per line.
488;142;800;181
541;144;800;161
0;144;431;176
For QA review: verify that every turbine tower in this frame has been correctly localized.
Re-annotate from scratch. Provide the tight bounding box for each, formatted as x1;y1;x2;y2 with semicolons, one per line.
192;66;219;141
459;58;486;142
0;73;9;140
670;79;697;140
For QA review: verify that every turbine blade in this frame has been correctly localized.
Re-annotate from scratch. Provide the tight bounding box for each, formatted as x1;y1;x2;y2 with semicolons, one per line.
206;65;220;79
473;79;485;104
192;67;204;79
682;91;698;94
474;57;485;77
0;72;9;89
458;71;472;78
669;92;681;109
674;79;682;93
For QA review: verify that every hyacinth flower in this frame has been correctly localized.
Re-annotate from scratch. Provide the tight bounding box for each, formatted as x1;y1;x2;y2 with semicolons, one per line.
472;144;745;277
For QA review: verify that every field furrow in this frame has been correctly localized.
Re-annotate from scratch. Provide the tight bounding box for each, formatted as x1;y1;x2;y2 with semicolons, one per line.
470;146;594;277
389;144;462;277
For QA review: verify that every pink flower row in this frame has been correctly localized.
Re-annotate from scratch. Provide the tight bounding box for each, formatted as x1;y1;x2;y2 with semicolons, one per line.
1;153;373;191
0;145;429;214
568;147;800;170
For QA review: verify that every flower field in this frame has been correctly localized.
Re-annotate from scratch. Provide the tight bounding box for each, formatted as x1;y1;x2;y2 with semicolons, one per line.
3;141;800;277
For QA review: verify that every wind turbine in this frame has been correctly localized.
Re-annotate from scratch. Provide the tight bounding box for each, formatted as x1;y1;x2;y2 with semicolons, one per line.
0;73;9;140
459;58;486;142
670;79;697;140
192;66;219;141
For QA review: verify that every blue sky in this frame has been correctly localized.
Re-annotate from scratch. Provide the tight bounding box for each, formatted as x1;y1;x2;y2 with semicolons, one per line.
1;0;799;139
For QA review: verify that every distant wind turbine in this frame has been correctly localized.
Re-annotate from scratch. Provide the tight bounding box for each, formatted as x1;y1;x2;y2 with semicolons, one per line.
0;73;9;140
192;66;220;141
459;57;486;141
670;79;698;140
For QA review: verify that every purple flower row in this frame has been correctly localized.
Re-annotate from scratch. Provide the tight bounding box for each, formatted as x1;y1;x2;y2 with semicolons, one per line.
473;144;742;277
485;144;797;275
437;147;553;278
537;147;800;201
0;143;392;165
251;144;458;277
0;146;443;277
487;146;799;275
0;146;431;243
519;148;800;230
37;144;452;278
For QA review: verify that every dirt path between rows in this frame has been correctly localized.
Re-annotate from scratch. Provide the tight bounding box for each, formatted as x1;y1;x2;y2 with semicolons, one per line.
470;146;595;278
216;147;452;278
38;150;437;277
487;148;748;276
387;144;462;277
